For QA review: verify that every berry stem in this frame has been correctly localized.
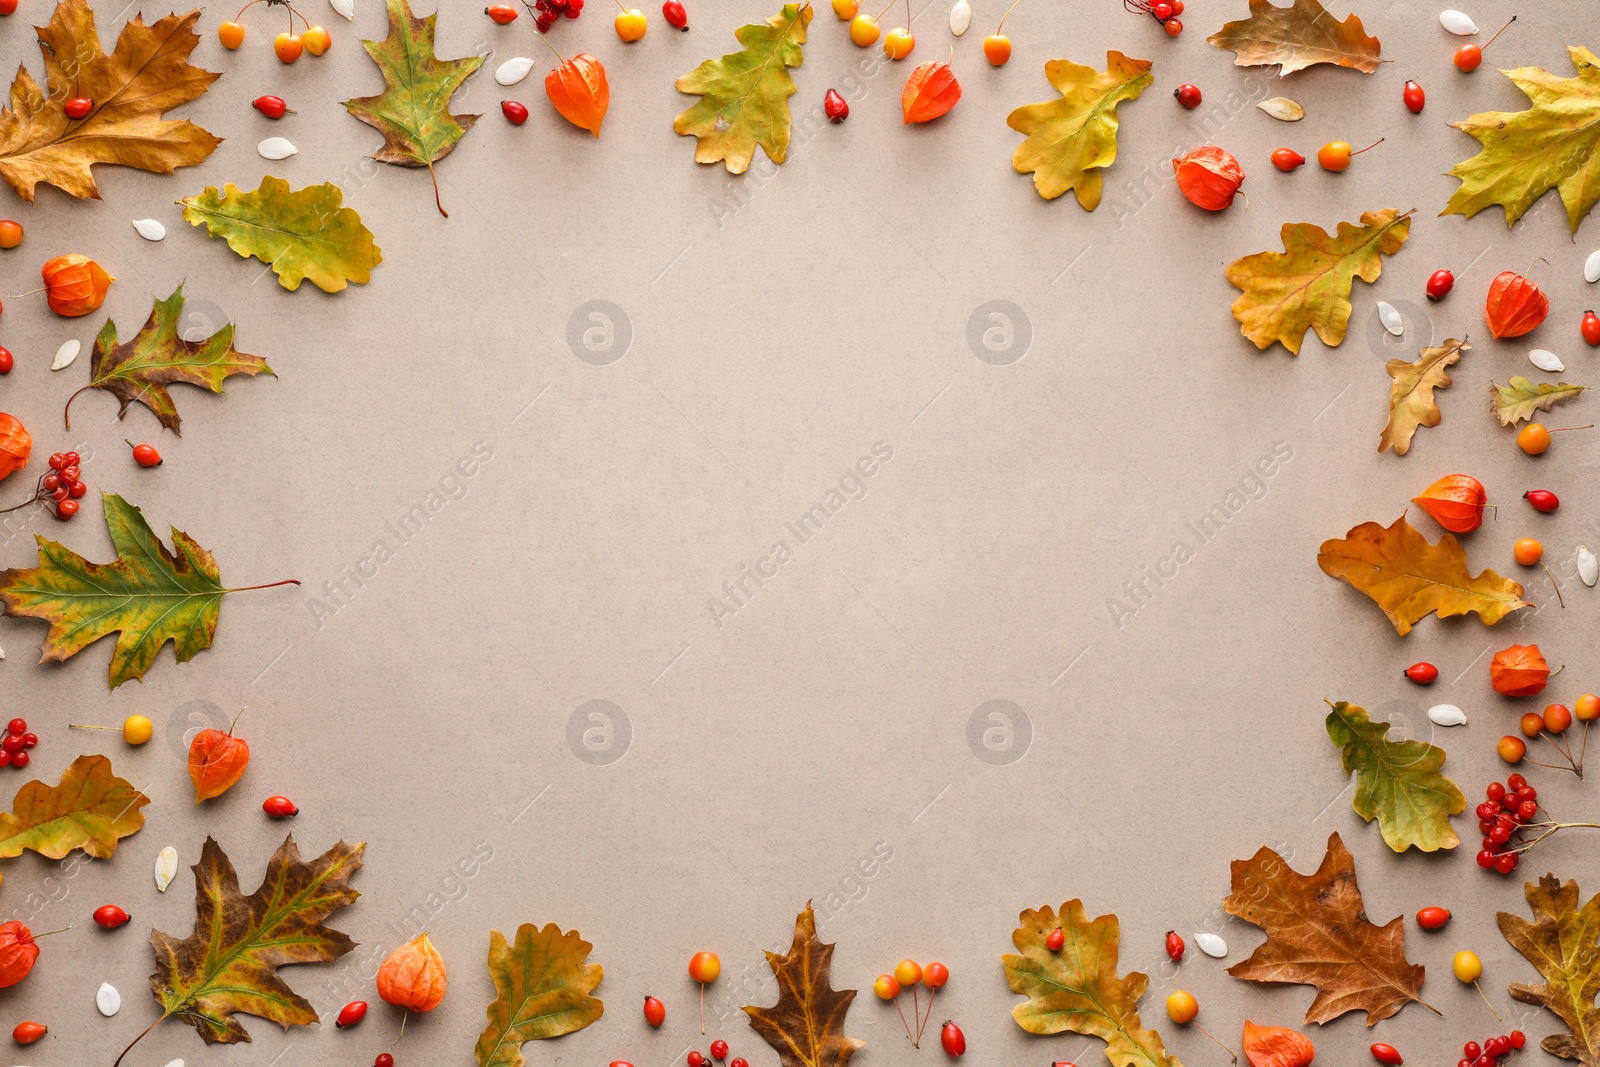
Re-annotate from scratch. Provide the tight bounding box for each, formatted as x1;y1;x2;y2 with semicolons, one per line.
1473;980;1503;1022
994;0;1023;33
1193;1021;1237;1065
916;986;937;1045
699;982;705;1035
1540;561;1566;608
893;998;913;1043
1350;137;1385;157
1483;13;1516;50
910;986;920;1047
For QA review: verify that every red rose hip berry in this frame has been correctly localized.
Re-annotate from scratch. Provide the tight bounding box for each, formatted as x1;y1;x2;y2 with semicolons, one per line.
336;1000;368;1027
1404;662;1438;685
1426;269;1454;301
93;904;130;928
1174;83;1201;108
825;88;848;123
262;795;298;818
501;100;529;124
940;1021;966;1058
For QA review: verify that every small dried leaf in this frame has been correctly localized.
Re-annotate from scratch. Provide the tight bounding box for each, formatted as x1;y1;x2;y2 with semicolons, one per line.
256;137;297;160
1530;349;1565;372
132;219;165;241
1489;376;1585;426
496;57;535;85
1378;338;1466;456
52;339;80;370
1257;96;1304;120
155;845;178;891
745;903;864;1067
1439;9;1478;34
1325;700;1465;853
1194;932;1227;957
1008;51;1153;207
1497;874;1600;1064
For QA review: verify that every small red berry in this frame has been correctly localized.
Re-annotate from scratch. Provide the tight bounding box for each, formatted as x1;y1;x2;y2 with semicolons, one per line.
336;1000;368;1027
710;1039;729;1060
825;88;848;123
644;995;665;1026
1404;662;1438;685
1271;148;1305;171
688;1052;707;1067
1524;489;1559;513
47;454;64;470
93;904;131;928
663;0;688;29
11;1021;45;1044
1509;1032;1526;1049
8;719;25;735
64;97;92;119
252;95;291;118
1163;17;1182;35
0;751;12;768
130;442;161;467
1402;79;1425;113
501;100;529;125
1165;930;1184;961
1426;269;1454;301
1370;1043;1403;1066
1583;310;1600;346
0;346;12;374
1495;851;1520;873
11;750;28;767
0;1;16;16
262;795;298;818
940;1021;966;1058
375;1055;394;1067
1046;927;1065;952
1152;1;1173;17
486;3;519;22
1415;906;1450;930
1173;83;1201;109
730;1061;749;1067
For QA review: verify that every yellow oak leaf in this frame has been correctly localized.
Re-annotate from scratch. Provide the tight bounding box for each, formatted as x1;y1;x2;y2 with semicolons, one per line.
1498;874;1600;1065
1490;376;1585;426
1318;514;1530;635
1445;47;1600;233
0;755;148;877
1008;51;1153;207
1208;0;1382;76
1379;338;1467;455
180;177;381;293
1226;208;1411;354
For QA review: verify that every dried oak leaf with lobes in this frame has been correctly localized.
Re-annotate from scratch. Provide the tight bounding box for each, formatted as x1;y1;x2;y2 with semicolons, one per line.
1225;833;1434;1024
744;902;864;1067
1227;208;1410;354
1491;376;1585;426
674;4;812;175
0;755;148;881
1379;338;1467;455
1497;874;1600;1065
1324;700;1465;853
0;0;220;201
1008;51;1152;207
475;922;603;1067
180;177;382;293
1207;0;1382;75
64;286;273;434
1317;514;1529;635
1003;899;1180;1067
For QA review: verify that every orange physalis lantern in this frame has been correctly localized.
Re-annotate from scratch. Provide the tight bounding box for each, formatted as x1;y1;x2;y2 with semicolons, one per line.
1242;1020;1315;1067
1491;643;1549;698
902;60;961;124
1172;146;1244;211
377;932;447;1012
0;923;41;988
39;254;114;317
0;413;30;482
545;54;609;137
188;713;250;802
1485;270;1548;338
1411;474;1487;534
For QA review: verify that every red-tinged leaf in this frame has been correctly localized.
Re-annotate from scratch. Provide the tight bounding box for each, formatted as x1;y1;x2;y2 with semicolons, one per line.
903;60;961;124
546;54;609;137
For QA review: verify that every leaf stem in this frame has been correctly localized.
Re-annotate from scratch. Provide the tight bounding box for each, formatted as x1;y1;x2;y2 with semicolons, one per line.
426;160;448;217
111;1013;169;1067
221;578;301;593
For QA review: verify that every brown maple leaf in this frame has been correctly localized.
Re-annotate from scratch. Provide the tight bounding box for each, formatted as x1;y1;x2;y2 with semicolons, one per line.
1499;874;1600;1066
1208;0;1382;76
745;902;864;1067
1224;833;1436;1025
0;0;220;201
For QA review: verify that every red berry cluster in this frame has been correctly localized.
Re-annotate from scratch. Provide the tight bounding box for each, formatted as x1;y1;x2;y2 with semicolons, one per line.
1458;1031;1526;1067
529;0;582;32
1474;774;1538;874
45;451;86;519
0;718;38;770
687;1042;744;1067
1123;0;1184;36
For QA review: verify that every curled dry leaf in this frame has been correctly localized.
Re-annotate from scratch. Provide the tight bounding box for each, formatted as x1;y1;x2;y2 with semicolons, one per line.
1497;874;1600;1066
1008;51;1152;207
546;55;610;137
1379;338;1466;456
1491;643;1549;697
1490;376;1585;426
1324;700;1464;853
1242;1020;1315;1067
902;60;961;124
744;902;864;1067
1208;0;1382;75
1256;97;1304;120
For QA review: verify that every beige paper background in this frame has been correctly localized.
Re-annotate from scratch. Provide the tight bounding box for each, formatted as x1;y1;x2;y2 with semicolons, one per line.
0;0;1596;1064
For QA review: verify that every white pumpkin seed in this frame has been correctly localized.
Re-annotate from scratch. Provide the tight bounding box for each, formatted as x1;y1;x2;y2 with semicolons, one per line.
51;339;80;370
155;846;178;892
1579;546;1598;587
96;981;121;1016
1377;301;1403;336
1194;932;1227;958
1256;97;1304;121
132;218;165;241
1439;9;1478;34
1530;349;1565;372
257;137;297;161
329;0;354;18
1585;249;1600;283
165;1060;186;1067
949;0;971;35
495;57;535;86
1428;704;1467;726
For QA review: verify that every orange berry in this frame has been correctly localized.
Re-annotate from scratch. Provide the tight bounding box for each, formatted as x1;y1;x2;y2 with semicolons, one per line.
1514;538;1544;565
218;19;246;48
873;974;900;1000
848;14;879;45
1166;990;1198;1024
1518;423;1552;454
688;951;720;984
1498;735;1528;764
0;220;22;249
1544;703;1574;733
983;34;1012;65
893;959;922;986
274;32;304;62
1576;693;1600;721
302;24;331;55
883;27;914;59
1520;712;1546;737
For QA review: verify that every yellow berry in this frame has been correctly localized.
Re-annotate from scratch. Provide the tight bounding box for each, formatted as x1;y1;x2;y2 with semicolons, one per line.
1166;989;1198;1024
848;14;880;46
122;715;153;745
218;20;246;48
1453;950;1482;983
883;27;914;59
893;959;922;987
615;8;647;40
831;0;858;17
688;951;720;983
302;24;332;55
1520;712;1546;737
1518;423;1552;454
1498;734;1527;763
872;974;900;1000
983;34;1012;65
1317;141;1352;171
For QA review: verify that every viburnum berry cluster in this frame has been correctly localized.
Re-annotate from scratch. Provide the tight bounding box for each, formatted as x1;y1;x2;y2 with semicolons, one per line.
0;718;37;770
1123;0;1184;36
0;450;86;521
1475;774;1540;873
685;1039;746;1067
1458;1030;1526;1067
526;0;583;32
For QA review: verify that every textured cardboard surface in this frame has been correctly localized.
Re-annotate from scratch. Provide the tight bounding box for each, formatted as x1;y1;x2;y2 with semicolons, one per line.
0;0;1596;1064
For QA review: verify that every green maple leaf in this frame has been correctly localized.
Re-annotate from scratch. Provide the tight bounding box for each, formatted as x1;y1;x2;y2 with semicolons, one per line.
1324;701;1465;853
63;285;272;434
0;494;298;689
674;3;812;175
345;0;484;215
180;177;382;293
475;923;604;1067
1444;46;1600;233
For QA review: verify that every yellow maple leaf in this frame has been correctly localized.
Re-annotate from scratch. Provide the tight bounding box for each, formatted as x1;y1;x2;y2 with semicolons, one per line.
1007;51;1153;208
0;0;220;201
1379;338;1467;455
1318;514;1530;635
1226;208;1411;355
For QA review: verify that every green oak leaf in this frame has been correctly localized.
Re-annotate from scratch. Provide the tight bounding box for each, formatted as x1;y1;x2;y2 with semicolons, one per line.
0;493;297;689
1325;700;1465;853
344;0;484;215
475;923;604;1067
180;176;381;293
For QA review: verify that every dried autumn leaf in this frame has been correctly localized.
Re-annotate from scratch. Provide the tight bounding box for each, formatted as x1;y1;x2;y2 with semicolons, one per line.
545;55;609;137
1242;1020;1314;1067
674;3;813;175
1208;0;1382;75
744;902;864;1067
180;177;382;293
1225;833;1433;1024
1324;700;1465;853
1490;376;1585;426
1444;47;1600;233
1008;51;1153;207
1317;514;1529;635
1003;899;1179;1066
1227;208;1411;354
0;0;220;201
63;286;272;435
1498;873;1600;1065
0;493;298;689
344;0;483;216
1379;338;1467;455
902;60;961;124
0;755;148;872
475;922;603;1067
138;835;363;1051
